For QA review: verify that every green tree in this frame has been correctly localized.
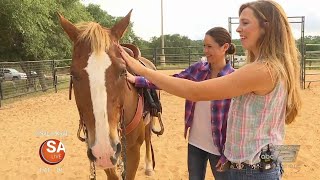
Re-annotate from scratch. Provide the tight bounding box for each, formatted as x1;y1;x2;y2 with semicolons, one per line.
0;0;92;90
0;0;92;62
85;4;146;49
303;36;320;51
85;4;115;27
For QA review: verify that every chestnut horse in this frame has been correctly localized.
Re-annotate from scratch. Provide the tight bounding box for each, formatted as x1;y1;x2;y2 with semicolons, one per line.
58;10;160;179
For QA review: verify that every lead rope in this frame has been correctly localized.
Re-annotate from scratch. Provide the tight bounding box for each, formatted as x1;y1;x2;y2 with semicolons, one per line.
117;69;132;180
89;161;96;180
76;113;96;180
118;108;127;180
77;120;96;180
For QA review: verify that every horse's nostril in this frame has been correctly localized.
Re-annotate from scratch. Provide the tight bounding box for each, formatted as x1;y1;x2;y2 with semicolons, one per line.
110;155;118;165
87;148;97;162
116;143;122;154
112;142;122;154
109;142;122;165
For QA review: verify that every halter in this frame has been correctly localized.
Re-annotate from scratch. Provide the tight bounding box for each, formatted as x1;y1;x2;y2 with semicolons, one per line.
69;44;163;179
70;69;141;180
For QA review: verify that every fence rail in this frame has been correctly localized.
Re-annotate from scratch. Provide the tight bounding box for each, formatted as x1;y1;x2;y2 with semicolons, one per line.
1;44;319;106
304;44;320;88
0;60;72;107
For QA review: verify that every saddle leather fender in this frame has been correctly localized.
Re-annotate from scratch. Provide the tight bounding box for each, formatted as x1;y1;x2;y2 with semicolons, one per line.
120;43;164;136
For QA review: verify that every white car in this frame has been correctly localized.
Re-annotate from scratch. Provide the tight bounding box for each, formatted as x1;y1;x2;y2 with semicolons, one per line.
0;68;27;81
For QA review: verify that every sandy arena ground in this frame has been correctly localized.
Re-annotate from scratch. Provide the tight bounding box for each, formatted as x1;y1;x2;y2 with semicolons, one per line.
0;69;319;180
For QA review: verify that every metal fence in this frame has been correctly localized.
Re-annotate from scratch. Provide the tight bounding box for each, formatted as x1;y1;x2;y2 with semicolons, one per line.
0;60;71;107
1;45;319;106
0;61;54;98
304;44;320;88
141;46;204;69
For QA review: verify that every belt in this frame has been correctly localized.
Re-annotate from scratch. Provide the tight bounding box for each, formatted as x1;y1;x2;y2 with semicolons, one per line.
230;162;276;170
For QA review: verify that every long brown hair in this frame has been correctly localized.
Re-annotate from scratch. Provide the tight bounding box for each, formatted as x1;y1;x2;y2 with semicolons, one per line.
239;0;302;124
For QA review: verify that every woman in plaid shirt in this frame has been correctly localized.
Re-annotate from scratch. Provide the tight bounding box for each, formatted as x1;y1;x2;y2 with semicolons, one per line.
127;27;235;180
118;1;302;179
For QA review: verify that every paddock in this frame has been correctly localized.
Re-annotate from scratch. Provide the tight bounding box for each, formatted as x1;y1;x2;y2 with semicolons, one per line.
0;69;319;180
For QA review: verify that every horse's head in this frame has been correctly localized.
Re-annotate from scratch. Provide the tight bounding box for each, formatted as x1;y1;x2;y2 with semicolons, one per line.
58;10;132;169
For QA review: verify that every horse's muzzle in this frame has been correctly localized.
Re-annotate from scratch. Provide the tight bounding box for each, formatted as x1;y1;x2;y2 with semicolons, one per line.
90;141;119;169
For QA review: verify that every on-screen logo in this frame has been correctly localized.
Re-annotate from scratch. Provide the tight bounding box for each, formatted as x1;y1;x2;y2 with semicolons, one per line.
39;139;66;165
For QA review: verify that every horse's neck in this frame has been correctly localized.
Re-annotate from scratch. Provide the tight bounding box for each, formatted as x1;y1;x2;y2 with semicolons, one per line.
123;83;140;125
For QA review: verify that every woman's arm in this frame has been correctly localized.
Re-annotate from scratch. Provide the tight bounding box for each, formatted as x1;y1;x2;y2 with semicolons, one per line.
140;62;273;101
129;60;200;89
118;44;273;101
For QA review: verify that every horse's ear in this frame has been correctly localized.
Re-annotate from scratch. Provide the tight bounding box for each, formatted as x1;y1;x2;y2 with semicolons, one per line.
111;9;132;40
57;12;79;42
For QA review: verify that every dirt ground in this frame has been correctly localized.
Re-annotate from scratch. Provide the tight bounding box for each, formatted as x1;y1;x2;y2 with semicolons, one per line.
0;69;319;180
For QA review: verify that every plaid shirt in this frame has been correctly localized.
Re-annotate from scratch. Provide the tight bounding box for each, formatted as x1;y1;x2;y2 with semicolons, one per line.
224;82;286;163
135;60;234;163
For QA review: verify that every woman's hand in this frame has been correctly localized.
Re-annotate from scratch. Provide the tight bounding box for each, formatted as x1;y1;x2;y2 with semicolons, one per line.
216;159;230;172
126;72;136;84
116;43;148;76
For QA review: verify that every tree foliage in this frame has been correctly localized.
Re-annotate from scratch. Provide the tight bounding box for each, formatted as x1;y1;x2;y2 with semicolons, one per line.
0;0;93;61
0;0;319;62
303;36;320;51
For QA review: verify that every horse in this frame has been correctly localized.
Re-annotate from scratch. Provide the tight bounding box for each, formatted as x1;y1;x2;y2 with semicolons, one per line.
58;10;163;180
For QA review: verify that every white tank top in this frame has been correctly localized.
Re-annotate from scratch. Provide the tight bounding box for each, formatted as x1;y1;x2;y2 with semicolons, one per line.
188;101;220;155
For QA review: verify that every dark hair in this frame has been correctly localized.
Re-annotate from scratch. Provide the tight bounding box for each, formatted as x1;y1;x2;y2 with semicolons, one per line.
205;27;236;55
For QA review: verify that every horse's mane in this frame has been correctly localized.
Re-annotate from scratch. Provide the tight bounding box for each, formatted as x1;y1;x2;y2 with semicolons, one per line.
76;22;110;53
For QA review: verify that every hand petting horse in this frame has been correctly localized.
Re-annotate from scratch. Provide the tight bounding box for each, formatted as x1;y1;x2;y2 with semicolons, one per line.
58;10;162;180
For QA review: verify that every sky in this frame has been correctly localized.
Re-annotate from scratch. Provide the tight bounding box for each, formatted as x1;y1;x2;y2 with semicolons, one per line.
81;0;320;41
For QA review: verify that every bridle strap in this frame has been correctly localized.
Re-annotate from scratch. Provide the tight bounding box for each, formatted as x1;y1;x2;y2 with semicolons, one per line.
120;69;131;91
77;118;86;142
123;95;144;135
76;116;95;179
69;75;73;100
119;108;127;180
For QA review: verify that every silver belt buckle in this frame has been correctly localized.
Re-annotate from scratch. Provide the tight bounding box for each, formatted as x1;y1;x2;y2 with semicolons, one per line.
236;163;244;170
251;163;260;169
264;163;271;170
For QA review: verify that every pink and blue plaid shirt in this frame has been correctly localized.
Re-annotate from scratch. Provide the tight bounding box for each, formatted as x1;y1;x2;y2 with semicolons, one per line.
224;81;286;164
134;60;234;163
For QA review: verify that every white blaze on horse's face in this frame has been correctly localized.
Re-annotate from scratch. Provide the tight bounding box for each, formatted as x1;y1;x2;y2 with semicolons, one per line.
85;52;115;168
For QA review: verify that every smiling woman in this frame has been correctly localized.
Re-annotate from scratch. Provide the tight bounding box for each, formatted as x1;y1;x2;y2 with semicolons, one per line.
118;1;302;180
121;26;236;180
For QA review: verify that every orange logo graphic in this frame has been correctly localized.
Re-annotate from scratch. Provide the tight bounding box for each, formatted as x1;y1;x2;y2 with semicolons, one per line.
39;139;66;165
